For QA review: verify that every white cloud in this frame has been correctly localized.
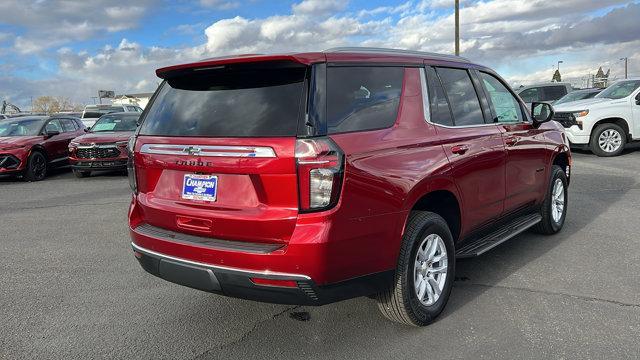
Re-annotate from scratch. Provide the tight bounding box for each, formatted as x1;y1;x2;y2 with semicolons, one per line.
0;0;155;53
292;0;348;16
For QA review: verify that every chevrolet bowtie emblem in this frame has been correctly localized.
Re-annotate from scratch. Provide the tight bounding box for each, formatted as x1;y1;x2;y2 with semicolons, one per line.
183;146;202;155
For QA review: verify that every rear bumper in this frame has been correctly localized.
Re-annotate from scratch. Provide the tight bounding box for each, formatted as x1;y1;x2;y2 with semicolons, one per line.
132;242;392;305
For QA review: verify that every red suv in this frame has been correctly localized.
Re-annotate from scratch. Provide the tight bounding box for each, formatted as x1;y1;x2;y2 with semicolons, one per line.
0;115;86;181
69;112;140;177
128;48;571;326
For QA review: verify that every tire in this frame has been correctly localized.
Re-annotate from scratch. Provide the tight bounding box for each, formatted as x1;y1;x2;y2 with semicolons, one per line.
73;170;91;178
377;211;455;326
23;151;47;182
590;123;626;157
534;165;568;235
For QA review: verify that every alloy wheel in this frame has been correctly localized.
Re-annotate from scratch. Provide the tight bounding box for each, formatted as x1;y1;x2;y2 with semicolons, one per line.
551;178;565;223
413;234;448;306
31;154;46;180
598;129;622;153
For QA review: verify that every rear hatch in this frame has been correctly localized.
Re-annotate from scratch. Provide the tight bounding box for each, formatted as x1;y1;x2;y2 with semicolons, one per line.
132;61;309;244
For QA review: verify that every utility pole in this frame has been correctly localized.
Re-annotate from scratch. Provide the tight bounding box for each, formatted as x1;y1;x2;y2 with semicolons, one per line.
620;57;628;79
455;0;460;56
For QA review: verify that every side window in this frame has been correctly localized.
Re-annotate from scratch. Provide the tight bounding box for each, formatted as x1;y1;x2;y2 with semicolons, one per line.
435;67;485;126
519;88;539;103
425;67;454;126
45;119;62;133
326;66;403;134
61;119;77;132
480;72;523;124
543;86;568;101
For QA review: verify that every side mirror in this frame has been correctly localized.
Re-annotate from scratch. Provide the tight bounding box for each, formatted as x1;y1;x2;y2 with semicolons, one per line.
635;93;640;105
46;129;60;137
531;102;554;127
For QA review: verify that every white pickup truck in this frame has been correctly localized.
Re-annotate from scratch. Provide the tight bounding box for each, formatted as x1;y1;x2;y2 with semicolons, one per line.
552;78;640;156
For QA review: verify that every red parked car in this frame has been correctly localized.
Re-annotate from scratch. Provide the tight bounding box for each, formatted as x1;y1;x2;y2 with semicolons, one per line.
69;112;139;178
0;115;86;181
128;48;571;326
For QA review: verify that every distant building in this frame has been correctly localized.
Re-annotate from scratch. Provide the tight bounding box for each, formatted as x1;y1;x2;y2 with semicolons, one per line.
593;67;610;88
112;92;154;109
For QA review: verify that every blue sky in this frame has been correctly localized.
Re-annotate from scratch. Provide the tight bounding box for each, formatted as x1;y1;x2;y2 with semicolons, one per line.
0;0;638;108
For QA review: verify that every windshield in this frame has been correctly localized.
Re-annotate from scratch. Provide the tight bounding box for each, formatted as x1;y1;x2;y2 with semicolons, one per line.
0;118;46;137
139;62;307;137
91;114;139;132
555;91;599;105
83;107;124;119
596;80;640;100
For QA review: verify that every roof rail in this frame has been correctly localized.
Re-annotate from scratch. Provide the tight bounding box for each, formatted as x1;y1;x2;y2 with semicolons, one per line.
324;47;470;63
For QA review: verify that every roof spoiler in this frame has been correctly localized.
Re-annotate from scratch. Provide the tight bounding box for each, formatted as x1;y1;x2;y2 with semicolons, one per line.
156;53;325;79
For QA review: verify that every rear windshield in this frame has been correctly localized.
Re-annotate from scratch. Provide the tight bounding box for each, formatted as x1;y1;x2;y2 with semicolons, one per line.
83;107;124;118
139;63;307;137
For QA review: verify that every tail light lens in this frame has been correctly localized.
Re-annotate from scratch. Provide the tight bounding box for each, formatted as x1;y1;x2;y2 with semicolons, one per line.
295;138;344;212
127;136;138;194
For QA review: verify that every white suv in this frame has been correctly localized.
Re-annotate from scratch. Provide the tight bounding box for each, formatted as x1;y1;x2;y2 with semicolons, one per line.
552;79;640;156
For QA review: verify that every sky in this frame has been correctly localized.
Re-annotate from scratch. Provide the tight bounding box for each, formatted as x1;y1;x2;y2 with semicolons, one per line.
0;0;639;108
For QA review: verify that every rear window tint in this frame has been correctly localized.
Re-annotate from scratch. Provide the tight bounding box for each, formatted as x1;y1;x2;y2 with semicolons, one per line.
543;86;568;101
139;64;307;137
326;67;403;134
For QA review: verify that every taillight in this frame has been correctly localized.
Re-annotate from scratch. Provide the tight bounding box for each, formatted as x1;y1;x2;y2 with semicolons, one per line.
127;136;137;194
295;138;344;212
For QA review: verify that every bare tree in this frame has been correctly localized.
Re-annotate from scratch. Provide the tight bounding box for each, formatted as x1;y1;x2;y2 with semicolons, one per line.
32;96;80;114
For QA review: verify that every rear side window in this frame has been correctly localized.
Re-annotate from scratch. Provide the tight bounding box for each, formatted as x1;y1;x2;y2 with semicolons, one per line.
435;67;485;126
326;67;403;134
518;88;539;103
61;119;78;132
139;63;307;137
543;86;568;101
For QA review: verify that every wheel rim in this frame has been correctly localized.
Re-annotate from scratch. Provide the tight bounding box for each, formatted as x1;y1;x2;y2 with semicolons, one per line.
31;154;46;179
413;234;448;306
551;178;565;223
598;129;622;153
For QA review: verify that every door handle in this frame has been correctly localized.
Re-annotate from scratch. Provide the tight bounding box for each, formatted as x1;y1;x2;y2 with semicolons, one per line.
451;144;469;155
505;136;519;146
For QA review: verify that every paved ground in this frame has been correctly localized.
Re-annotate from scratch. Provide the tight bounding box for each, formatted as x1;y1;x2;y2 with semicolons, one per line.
2;146;640;360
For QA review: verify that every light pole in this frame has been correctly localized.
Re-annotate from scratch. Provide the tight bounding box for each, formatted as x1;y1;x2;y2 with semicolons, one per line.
455;0;460;56
557;61;563;73
620;57;628;79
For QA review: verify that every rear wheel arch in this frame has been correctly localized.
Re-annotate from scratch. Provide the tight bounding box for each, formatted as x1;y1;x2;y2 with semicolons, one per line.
406;189;461;244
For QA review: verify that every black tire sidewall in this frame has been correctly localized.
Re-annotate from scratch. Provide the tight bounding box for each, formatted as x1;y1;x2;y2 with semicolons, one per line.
404;217;455;323
25;151;47;181
591;124;625;157
547;166;568;232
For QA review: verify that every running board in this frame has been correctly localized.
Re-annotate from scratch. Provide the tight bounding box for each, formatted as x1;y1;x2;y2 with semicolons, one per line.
456;213;542;258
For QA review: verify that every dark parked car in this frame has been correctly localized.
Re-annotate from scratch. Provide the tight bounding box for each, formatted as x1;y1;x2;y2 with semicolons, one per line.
128;48;571;326
0;115;85;181
69;112;140;177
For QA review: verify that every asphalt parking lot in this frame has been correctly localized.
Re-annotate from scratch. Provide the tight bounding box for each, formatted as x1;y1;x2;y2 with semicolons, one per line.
2;147;640;360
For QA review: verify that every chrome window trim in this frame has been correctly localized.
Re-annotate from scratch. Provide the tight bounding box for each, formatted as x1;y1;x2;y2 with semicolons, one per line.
140;144;276;158
419;68;431;123
131;242;311;280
